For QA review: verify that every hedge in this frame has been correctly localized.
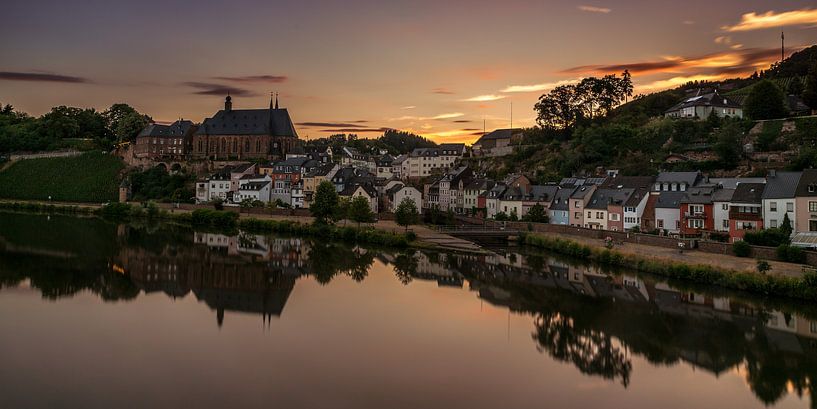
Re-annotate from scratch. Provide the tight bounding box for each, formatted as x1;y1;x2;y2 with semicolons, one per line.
522;233;817;301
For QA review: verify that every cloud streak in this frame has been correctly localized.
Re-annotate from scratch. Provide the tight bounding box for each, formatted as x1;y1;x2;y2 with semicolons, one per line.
501;79;579;93
578;5;611;14
0;71;89;83
183;82;256;96
722;8;817;31
431;87;454;95
562;47;793;76
212;75;288;83
297;122;371;128
461;94;506;102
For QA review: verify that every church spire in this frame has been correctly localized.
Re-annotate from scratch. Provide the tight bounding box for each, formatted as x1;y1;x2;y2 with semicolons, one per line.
269;91;274;110
275;92;279;109
225;92;232;112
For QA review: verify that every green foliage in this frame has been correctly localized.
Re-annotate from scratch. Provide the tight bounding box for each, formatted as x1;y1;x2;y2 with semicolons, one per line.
189;208;239;229
733;240;751;257
743;228;790;247
348;195;375;227
803;61;817;110
713;121;743;168
781;213;793;237
494;211;509;222
311;180;339;224
744;80;788;120
535;71;633;129
237;218;410;247
0;151;123;202
394;197;420;232
103;103;152;142
777;244;806;264
756;260;771;274
129;165;193;202
523;203;548;223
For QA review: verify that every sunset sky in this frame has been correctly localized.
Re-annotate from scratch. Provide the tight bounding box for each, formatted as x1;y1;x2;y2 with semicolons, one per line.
1;1;816;144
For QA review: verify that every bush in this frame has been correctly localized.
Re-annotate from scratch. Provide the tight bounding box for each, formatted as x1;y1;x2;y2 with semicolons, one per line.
733;240;751;257
743;228;790;247
777;244;806;264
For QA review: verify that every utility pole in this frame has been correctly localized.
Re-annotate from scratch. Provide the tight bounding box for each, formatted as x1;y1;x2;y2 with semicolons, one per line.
510;102;513;129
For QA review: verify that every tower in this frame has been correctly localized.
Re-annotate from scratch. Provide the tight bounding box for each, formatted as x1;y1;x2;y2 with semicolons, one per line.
225;93;232;112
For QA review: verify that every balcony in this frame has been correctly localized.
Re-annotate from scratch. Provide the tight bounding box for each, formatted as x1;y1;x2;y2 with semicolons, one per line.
729;210;762;221
684;212;707;219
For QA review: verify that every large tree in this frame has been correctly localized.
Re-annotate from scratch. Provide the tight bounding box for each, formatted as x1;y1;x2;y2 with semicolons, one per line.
310;181;339;224
103;103;151;142
394;197;420;232
535;71;633;130
744;80;788;120
714;122;743;168
348;195;375;228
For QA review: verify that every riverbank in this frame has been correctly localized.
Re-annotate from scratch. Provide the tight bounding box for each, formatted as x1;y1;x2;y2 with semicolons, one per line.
521;233;817;301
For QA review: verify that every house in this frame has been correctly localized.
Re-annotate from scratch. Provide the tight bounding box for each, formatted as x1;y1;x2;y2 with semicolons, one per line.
602;175;654;231
729;183;765;242
192;95;299;160
549;188;574;225
679;186;716;237
376;155;395;178
484;183;507;219
584;188;632;231
290;180;305;208
237;177;272;203
341;183;378;213
391;155;407;179
270;179;293;205
404;144;465;178
390;186;422;214
267;156;313;184
463;179;494;216
712;188;735;232
230;163;257;191
664;90;743;119
196;170;232;203
302;162;339;208
340;147;369;168
795;169;817;234
655;191;687;234
569;185;596;227
498;186;526;219
763;170;801;231
134;120;196;159
523;185;559;217
471;128;522;156
427;166;472;212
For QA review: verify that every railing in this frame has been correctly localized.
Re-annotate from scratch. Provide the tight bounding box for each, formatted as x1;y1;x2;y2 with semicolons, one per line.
436;224;520;233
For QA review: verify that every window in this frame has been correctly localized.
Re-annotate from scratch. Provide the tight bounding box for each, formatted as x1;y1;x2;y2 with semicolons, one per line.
787;202;794;212
723;220;729;229
574;212;581;219
596;212;603;219
722;204;728;211
657;219;664;228
811;220;817;232
688;219;704;228
770;202;777;212
690;204;704;214
810;201;817;212
587;211;592;218
770;219;778;228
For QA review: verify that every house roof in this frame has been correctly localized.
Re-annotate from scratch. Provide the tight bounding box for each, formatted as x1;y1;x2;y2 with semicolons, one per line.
601;175;655;189
138;120;194;138
549;188;575;211
473;128;522;146
195;108;298;137
681;186;716;204
655;191;687;209
656;171;699;186
795;169;817;197
712;188;735;202
732;183;765;204
305;162;337;177
709;177;766;189
764;171;802;199
231;163;256;174
665;90;742;113
528;185;560;202
587;188;634;209
239;181;270;191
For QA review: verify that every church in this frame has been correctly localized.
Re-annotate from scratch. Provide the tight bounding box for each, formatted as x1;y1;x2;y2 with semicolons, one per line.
191;95;300;160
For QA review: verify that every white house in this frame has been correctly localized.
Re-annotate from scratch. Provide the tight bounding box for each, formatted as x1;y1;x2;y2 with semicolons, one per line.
762;171;801;231
237;180;271;203
654;191;686;234
341;184;379;213
712;188;735;232
391;186;423;214
291;181;305;208
197;172;232;203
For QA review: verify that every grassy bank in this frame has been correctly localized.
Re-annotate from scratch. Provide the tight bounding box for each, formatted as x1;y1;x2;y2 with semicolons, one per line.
522;233;817;301
0;151;124;202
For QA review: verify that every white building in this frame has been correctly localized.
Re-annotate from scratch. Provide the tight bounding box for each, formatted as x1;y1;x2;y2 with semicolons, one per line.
404;144;465;178
762;171;800;231
196;172;232;203
654;191;686;234
391;186;423;214
291;181;305;208
713;188;735;232
237;180;271;203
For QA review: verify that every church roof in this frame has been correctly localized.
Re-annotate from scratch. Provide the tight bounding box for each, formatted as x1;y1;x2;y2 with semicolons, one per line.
195;108;298;137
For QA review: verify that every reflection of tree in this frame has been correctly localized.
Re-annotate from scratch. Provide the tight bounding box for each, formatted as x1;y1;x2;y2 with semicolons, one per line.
533;312;632;387
307;242;375;285
393;252;418;285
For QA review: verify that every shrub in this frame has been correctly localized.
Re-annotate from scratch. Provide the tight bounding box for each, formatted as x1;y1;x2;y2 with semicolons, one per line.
733;240;751;257
777;244;806;264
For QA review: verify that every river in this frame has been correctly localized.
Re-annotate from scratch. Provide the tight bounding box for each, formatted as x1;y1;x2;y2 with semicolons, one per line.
0;212;815;408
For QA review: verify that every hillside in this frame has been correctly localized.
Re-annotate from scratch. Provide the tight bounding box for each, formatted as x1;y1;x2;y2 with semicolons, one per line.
0;151;124;202
471;45;817;182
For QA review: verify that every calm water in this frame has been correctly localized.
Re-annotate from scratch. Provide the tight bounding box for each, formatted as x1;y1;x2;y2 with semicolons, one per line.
1;213;816;409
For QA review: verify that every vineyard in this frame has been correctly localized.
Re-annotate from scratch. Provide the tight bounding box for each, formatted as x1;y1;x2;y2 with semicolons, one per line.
0;151;124;202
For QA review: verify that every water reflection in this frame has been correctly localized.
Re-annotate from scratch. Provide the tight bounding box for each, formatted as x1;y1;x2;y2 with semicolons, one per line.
1;212;817;407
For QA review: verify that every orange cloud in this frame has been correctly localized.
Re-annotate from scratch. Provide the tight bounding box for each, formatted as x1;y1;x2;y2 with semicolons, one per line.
578;5;611;14
500;79;579;93
461;94;506;102
638;74;727;91
722;8;817;31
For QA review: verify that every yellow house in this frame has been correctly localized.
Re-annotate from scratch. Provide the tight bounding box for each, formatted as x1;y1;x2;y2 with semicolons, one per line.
301;163;339;208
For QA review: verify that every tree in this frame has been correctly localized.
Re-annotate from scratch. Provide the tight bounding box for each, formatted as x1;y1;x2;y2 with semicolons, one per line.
103;103;151;142
744;80;788;120
781;213;793;237
787;76;804;96
239;198;254;213
714;122;743;168
335;197;351;225
756;260;771;274
534;71;632;130
311;181;339;224
348;195;375;228
523;203;549;223
395;198;420;232
804;62;817;112
494;211;509;221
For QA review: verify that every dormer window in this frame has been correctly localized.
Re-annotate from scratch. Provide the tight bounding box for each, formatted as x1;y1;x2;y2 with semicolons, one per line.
810;185;816;193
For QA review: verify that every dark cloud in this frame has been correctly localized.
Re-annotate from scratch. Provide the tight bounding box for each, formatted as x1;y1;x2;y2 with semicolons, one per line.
298;122;371;128
319;127;392;133
432;87;454;94
0;71;88;83
561;47;797;76
452;120;472;123
183;82;256;96
212;75;288;83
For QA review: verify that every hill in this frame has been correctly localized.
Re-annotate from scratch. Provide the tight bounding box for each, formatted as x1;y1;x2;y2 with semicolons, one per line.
0;151;124;202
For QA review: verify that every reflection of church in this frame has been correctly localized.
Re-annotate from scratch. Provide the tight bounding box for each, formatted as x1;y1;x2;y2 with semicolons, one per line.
116;234;310;326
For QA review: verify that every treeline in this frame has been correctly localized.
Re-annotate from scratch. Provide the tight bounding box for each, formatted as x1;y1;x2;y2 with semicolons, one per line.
306;129;437;155
0;103;151;154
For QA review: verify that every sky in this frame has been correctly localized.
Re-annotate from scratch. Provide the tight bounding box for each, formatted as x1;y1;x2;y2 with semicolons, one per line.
1;1;816;144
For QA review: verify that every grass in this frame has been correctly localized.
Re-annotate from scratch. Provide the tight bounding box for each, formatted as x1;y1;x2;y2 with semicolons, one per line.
0;151;124;202
522;233;817;301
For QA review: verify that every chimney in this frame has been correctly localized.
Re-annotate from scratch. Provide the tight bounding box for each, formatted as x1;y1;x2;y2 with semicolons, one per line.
225;94;232;112
770;169;777;178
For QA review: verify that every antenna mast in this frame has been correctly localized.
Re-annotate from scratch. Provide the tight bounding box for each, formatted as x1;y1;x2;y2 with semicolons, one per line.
781;31;785;62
